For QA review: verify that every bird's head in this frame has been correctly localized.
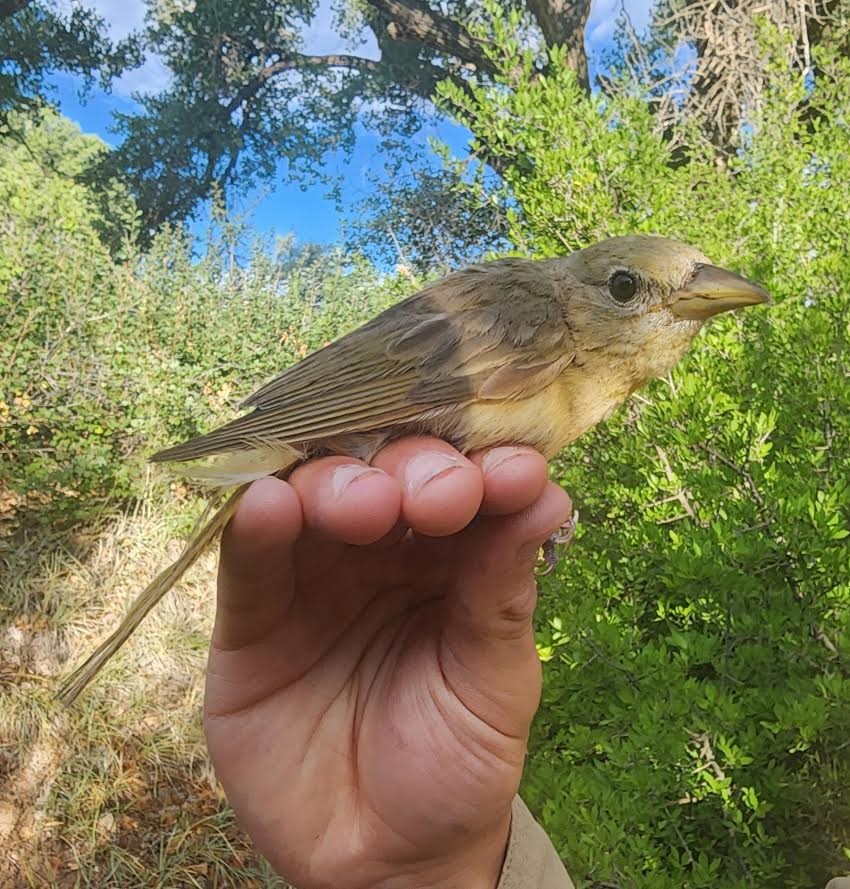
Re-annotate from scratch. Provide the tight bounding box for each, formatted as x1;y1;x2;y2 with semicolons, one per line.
559;234;771;377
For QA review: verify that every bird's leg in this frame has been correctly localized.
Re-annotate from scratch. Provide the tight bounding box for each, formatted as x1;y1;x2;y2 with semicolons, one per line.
536;509;579;576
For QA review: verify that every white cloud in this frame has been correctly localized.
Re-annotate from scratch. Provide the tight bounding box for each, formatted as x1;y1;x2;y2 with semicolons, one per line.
588;14;616;46
113;56;172;97
587;0;655;49
60;0;171;97
56;0;147;40
301;0;379;60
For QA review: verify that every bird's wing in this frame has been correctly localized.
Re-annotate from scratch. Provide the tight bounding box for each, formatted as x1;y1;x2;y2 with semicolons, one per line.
151;259;574;463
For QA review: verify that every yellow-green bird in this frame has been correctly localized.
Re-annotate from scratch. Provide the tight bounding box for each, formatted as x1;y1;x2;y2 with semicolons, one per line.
58;234;770;704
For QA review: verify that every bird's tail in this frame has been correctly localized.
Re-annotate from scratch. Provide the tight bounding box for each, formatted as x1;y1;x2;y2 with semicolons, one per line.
57;484;248;706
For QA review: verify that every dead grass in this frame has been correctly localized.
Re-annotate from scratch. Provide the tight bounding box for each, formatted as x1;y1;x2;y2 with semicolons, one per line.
0;496;287;888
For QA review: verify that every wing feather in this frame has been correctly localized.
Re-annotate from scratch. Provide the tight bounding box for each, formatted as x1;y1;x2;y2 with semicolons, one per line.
152;259;575;464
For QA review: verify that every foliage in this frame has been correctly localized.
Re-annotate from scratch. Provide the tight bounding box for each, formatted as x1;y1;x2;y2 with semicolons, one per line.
0;111;407;536
342;145;509;275
436;13;850;886
640;0;850;157
0;0;140;130
88;0;482;235
4;0;842;262
59;0;587;233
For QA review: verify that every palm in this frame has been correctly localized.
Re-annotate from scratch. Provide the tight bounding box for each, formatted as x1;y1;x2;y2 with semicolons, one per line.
204;439;570;889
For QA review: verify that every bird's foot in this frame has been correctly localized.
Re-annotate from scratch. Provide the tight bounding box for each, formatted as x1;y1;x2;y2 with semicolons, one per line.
535;509;579;576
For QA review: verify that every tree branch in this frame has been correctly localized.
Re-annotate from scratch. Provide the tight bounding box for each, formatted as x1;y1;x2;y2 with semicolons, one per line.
219;38;514;183
527;0;592;91
225;52;383;113
364;0;500;76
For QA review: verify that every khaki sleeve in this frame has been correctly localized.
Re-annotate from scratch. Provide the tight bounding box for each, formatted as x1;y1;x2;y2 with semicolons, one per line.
497;796;574;889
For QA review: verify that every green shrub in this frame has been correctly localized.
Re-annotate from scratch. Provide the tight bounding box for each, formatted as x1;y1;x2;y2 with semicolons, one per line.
0;112;406;534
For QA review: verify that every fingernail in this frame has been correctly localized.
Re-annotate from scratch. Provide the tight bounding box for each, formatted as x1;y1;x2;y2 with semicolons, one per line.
405;452;464;495
482;446;532;476
331;465;382;499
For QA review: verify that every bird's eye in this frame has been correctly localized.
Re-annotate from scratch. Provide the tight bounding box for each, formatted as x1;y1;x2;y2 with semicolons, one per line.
609;271;638;304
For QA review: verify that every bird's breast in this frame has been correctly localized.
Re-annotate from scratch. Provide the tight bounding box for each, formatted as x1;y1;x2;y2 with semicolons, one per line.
456;364;636;459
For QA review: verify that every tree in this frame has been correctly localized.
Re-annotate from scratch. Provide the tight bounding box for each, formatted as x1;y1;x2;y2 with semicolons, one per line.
613;0;850;162
12;0;824;239
0;0;140;133
342;149;510;274
4;0;840;248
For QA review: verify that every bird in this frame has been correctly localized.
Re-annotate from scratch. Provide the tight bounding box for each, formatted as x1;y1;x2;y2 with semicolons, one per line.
57;234;770;704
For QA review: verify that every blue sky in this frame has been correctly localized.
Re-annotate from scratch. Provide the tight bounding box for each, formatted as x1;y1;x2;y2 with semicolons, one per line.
52;0;654;246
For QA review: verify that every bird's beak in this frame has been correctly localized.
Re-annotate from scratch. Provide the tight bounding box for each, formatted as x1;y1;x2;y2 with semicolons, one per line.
670;264;772;321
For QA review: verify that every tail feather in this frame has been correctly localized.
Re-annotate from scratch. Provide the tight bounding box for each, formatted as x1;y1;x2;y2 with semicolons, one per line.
169;440;303;488
57;485;248;706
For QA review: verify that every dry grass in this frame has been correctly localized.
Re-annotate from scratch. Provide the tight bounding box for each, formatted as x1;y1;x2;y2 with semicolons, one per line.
0;496;287;888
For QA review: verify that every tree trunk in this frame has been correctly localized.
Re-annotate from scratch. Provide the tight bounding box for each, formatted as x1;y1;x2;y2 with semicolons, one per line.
527;0;592;91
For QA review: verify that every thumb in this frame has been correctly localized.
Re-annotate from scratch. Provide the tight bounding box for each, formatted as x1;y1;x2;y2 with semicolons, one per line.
440;482;573;736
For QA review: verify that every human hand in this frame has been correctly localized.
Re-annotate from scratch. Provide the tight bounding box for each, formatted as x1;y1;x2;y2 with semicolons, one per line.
204;437;572;889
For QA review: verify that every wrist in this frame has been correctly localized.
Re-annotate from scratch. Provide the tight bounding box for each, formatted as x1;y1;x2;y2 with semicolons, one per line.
372;811;511;889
